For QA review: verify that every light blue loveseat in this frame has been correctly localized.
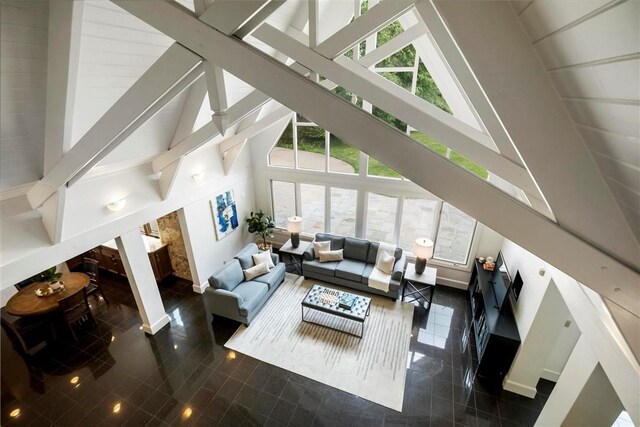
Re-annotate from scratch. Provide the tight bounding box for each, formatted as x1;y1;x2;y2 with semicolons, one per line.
205;243;285;325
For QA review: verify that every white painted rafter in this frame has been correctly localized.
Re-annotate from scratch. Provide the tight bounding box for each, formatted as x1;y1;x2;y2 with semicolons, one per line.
253;24;537;194
359;24;424;68
26;44;203;209
171;75;207;148
431;0;640;268
40;0;84;244
114;0;640;316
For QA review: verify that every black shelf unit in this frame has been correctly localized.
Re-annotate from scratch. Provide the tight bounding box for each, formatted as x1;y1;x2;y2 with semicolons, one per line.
468;260;521;384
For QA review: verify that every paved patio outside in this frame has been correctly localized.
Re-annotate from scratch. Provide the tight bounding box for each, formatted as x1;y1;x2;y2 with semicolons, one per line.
269;148;474;261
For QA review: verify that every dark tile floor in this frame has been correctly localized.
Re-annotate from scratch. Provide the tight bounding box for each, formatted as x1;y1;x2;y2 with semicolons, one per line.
1;271;553;426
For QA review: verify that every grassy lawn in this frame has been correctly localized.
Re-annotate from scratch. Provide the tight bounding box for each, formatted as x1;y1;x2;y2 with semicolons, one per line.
275;127;488;180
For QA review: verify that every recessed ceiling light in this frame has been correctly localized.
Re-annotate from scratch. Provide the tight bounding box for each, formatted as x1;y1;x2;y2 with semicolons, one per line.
106;198;126;212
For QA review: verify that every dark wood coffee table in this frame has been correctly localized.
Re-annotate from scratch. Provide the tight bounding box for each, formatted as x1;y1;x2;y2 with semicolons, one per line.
301;284;371;338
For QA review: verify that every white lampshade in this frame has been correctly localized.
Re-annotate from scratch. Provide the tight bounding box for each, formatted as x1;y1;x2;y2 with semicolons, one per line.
287;216;303;233
413;238;434;259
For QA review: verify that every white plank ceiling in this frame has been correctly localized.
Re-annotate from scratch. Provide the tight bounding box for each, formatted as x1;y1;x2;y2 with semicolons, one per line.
514;0;640;239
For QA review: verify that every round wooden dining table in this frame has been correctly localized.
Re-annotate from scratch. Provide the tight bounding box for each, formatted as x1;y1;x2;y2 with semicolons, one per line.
6;272;90;317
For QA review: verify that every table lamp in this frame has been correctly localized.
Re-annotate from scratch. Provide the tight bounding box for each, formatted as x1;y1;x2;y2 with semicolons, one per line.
413;238;434;274
287;216;303;248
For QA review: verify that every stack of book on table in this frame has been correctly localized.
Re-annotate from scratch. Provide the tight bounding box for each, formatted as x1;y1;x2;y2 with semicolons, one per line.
338;293;356;310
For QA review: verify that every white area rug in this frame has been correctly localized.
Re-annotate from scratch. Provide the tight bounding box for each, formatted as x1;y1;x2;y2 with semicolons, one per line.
225;274;413;411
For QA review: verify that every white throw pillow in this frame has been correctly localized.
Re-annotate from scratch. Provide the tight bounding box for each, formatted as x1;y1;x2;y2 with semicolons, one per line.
252;251;275;269
313;240;331;259
376;252;395;275
244;262;269;281
319;249;344;263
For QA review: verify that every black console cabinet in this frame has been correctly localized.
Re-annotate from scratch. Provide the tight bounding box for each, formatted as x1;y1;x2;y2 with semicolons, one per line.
469;260;521;384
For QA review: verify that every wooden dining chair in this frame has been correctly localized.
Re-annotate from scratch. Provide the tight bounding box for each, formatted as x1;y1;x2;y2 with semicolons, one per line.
83;257;109;304
0;307;47;357
57;288;96;343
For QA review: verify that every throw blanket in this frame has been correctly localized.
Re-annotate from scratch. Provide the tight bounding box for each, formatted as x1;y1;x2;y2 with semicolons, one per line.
368;242;397;292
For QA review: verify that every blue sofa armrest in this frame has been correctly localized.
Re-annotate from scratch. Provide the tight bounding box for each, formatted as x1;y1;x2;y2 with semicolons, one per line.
205;287;245;320
392;253;406;281
270;253;280;265
303;244;314;261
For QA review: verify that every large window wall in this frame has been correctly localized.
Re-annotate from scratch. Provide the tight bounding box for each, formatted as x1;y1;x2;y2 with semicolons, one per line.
270;179;477;266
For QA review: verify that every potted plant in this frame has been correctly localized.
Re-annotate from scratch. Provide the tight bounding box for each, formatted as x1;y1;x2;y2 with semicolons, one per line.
38;267;63;289
245;210;275;251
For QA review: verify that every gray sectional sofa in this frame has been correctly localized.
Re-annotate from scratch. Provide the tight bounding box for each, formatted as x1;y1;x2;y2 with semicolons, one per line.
302;233;406;300
205;243;285;325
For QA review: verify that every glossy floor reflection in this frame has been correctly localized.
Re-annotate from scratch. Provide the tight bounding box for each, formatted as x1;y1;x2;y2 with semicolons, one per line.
1;273;552;426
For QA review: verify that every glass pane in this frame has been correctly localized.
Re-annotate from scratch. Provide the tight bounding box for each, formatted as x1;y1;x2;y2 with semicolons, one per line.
411;131;447;156
366;192;397;244
367;156;401;178
450;151;489;180
434;203;476;264
416;61;451;113
297;126;325;171
301;183;325;233
377;45;415;68
271;181;295;228
379;72;414;91
399;198;437;252
331;188;357;237
268;121;294;167
329;134;358;174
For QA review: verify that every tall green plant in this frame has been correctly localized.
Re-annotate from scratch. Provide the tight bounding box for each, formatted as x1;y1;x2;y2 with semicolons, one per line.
245;210;275;249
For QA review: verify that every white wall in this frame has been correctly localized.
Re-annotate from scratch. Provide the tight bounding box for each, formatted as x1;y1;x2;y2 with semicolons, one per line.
0;1;48;188
181;178;255;290
0;142;254;290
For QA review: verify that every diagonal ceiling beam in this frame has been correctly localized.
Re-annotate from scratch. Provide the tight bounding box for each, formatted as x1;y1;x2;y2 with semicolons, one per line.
114;0;640;316
430;0;640;268
170;75;207;148
359;23;424;68
27;43;203;209
253;24;537;194
40;0;84;244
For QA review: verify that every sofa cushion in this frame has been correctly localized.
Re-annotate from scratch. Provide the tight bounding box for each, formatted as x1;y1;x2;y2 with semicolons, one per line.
253;263;286;289
367;243;403;264
336;259;367;282
376;252;395;274
319;249;343;263
343;237;370;262
315;233;345;250
361;264;375;284
234;281;268;317
209;259;244;291
312;240;331;259
235;243;260;270
252;251;275;269
304;259;339;277
243;263;269;281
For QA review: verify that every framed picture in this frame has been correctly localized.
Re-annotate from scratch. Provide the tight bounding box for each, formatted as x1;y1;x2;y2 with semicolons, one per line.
212;190;239;240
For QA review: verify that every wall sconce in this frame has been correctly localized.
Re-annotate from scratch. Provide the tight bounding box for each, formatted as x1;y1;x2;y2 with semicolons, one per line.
191;172;204;182
413;237;434;274
106;198;126;212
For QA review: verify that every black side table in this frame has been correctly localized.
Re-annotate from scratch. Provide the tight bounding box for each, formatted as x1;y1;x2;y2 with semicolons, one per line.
278;239;310;275
402;263;437;310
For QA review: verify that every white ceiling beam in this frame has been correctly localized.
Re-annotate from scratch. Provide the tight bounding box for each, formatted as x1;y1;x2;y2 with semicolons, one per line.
41;0;84;244
170;75;207;148
410;3;526;167
68;63;204;187
432;0;640;268
359;24;424;68
314;0;415;59
151;0;417;173
235;0;286;39
26;44;203;209
152;89;271;172
199;0;270;36
253;24;537;194
115;0;640;316
158;157;185;200
219;106;292;153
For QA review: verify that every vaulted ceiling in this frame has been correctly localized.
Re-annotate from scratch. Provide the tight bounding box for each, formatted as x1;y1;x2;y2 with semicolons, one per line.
1;0;638;317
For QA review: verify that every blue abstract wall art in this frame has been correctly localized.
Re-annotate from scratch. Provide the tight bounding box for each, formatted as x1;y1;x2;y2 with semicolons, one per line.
212;190;239;240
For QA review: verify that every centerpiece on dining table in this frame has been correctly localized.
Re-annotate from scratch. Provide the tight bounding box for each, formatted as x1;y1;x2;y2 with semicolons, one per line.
34;267;65;297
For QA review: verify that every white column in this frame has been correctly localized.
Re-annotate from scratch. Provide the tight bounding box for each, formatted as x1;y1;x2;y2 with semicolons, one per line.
504;280;568;397
115;229;170;334
534;335;596;426
177;208;208;294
